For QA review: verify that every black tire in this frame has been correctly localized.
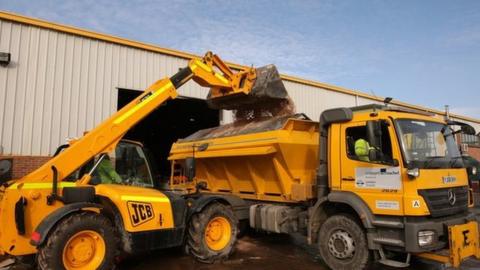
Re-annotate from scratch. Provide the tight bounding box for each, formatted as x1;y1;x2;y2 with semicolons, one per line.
186;203;238;263
37;212;119;270
318;214;371;270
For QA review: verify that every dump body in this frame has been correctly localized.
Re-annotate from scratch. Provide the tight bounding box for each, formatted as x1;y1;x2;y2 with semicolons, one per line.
169;115;319;203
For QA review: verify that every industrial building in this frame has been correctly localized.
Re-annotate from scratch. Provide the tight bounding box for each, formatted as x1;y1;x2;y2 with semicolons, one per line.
0;10;479;179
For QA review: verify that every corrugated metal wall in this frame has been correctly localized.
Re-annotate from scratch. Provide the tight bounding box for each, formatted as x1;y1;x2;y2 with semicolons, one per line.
0;19;211;156
1;18;479;156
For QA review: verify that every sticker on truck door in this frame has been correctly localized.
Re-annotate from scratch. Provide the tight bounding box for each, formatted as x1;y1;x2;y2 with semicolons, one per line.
375;200;400;210
355;167;401;190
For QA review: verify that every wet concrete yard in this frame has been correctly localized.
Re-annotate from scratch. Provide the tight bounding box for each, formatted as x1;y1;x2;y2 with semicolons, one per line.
118;232;440;270
119;233;328;270
0;231;465;270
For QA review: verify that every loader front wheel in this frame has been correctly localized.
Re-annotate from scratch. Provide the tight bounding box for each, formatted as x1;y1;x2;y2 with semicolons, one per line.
318;214;371;270
186;203;238;263
37;212;118;270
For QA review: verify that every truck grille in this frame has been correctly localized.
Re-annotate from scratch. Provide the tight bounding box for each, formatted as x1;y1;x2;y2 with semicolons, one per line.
418;186;469;218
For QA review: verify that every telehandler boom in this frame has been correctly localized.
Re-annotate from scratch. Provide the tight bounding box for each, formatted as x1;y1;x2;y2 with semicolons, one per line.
0;52;287;269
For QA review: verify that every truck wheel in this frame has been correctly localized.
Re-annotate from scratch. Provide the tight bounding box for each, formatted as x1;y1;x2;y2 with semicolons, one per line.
318;214;371;270
37;212;119;270
186;203;238;263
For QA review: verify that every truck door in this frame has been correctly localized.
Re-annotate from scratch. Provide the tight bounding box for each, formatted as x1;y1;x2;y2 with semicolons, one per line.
339;120;404;215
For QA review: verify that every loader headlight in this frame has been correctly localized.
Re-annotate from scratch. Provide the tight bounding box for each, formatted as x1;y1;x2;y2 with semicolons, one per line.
418;230;435;247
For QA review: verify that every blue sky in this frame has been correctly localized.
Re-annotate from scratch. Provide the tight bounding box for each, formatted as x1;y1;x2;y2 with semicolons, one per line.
1;0;479;118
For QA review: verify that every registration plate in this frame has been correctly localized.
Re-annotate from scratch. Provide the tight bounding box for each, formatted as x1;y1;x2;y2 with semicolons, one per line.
448;221;480;267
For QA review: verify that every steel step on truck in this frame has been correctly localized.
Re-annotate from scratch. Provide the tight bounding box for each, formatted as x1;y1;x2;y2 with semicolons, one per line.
169;103;480;269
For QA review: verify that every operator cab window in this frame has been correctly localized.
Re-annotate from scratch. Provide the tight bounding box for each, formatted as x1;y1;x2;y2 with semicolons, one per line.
65;142;154;188
346;124;393;164
114;143;154;187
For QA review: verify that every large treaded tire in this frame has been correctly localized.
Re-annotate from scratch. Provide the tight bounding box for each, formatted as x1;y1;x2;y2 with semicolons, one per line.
186;203;238;263
318;214;371;270
37;212;119;270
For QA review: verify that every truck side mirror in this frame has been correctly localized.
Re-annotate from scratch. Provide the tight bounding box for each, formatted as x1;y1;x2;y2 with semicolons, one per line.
368;148;380;162
185;157;196;181
366;120;382;149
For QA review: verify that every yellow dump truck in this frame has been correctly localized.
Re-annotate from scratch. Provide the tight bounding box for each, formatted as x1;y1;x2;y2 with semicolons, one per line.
169;105;480;269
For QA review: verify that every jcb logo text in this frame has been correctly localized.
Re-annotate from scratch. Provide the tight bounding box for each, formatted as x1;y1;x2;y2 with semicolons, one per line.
127;201;154;227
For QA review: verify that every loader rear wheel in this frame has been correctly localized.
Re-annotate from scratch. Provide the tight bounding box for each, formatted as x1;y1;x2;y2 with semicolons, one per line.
37;212;118;270
186;203;238;263
318;214;371;270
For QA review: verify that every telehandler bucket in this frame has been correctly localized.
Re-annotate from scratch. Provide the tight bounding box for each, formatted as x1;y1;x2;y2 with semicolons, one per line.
206;64;288;110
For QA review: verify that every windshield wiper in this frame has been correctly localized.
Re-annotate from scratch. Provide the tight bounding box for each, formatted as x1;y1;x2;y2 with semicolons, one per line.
423;156;444;169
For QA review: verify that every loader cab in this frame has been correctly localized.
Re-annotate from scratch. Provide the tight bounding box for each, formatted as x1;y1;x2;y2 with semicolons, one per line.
66;140;159;188
109;140;157;187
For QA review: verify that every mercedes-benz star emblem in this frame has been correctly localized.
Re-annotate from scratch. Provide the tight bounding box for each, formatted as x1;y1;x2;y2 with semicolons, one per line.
447;189;456;206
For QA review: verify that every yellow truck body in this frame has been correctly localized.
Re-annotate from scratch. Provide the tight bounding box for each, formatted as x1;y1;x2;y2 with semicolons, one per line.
170;115;319;203
169;106;480;269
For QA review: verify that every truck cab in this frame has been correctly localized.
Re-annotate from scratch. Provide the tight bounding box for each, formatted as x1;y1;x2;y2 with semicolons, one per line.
326;104;479;266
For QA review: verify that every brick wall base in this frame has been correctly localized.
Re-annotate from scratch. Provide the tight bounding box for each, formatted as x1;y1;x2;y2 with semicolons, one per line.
1;149;479;180
0;155;51;179
467;145;480;161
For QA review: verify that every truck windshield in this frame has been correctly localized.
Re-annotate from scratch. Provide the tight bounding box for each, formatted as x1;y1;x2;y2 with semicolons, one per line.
396;119;463;169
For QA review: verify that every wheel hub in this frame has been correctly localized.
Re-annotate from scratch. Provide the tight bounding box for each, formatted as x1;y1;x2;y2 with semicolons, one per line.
204;216;232;251
71;241;94;263
327;230;355;259
63;230;106;269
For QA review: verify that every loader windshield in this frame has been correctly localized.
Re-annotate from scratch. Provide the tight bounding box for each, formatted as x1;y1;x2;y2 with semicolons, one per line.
396;119;463;169
65;141;154;187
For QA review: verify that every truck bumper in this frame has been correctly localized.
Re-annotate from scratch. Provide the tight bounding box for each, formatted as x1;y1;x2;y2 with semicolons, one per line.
412;219;480;268
403;211;479;253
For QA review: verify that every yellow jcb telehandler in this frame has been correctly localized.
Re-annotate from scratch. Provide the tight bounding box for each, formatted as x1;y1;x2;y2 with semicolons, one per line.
0;52;288;269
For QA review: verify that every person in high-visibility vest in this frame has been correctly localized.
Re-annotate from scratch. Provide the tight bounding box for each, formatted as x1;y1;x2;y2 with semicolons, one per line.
95;156;122;184
355;138;373;162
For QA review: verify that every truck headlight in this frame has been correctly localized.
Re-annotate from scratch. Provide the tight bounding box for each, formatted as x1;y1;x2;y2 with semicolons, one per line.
418;231;435;247
472;166;477;176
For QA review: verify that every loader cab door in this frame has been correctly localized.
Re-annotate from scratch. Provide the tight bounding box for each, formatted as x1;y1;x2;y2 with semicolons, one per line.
339;119;404;215
71;141;156;188
112;141;156;188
